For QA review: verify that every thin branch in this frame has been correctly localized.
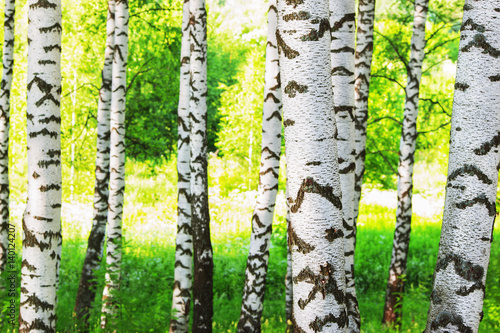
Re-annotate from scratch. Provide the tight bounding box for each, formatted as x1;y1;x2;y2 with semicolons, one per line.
425;37;460;56
127;58;155;92
420;98;451;117
418;120;451;135
368;116;403;126
372;74;406;90
367;148;398;175
130;6;170;18
422;58;450;76
62;83;99;98
374;30;410;71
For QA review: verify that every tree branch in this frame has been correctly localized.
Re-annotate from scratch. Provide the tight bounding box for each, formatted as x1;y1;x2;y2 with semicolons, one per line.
127;58;155;92
372;74;406;90
374;30;410;71
368;116;403;126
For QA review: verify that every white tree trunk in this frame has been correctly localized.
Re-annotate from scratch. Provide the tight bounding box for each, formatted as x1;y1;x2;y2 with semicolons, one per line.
75;0;115;327
189;0;213;330
237;1;282;331
101;0;128;329
20;0;62;330
277;0;347;330
170;0;192;330
383;0;428;326
329;1;359;330
425;1;500;331
353;0;376;229
0;0;15;273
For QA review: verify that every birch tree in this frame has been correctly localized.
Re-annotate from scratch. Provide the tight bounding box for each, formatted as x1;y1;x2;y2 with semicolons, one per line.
382;0;428;326
0;0;15;274
353;0;376;226
74;0;115;327
425;1;500;331
329;0;360;330
277;0;347;330
237;1;282;331
189;0;213;330
170;0;192;330
20;0;62;330
100;0;128;328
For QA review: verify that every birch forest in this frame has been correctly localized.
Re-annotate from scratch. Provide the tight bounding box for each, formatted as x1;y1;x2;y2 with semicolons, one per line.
0;0;499;332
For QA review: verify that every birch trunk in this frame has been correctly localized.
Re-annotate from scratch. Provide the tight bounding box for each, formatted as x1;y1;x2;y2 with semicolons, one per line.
329;1;360;331
20;0;62;331
74;1;115;327
170;0;192;330
277;0;348;330
353;0;376;227
0;0;15;273
285;184;293;333
383;0;428;326
189;0;213;331
237;1;282;331
425;1;500;331
100;0;128;329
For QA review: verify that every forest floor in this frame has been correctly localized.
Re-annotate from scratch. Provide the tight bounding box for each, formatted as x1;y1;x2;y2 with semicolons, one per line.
2;159;499;332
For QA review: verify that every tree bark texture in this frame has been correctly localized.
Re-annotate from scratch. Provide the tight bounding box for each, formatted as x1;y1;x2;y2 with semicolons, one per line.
329;1;360;331
20;0;62;331
353;0;376;229
100;0;128;329
425;1;500;332
189;0;213;331
277;0;348;330
74;1;115;328
170;0;192;331
383;0;428;326
237;1;282;331
0;0;15;273
285;184;293;333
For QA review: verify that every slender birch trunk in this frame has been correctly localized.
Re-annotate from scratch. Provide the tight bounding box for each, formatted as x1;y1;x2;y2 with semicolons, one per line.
101;0;128;329
74;1;115;328
170;0;192;330
237;2;282;331
189;0;213;331
285;184;293;333
0;0;15;273
425;2;500;331
383;0;428;326
277;0;348;330
20;0;62;331
353;0;376;227
329;1;360;331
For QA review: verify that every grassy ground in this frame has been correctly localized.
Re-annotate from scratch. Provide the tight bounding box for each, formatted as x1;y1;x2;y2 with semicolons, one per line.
1;158;499;332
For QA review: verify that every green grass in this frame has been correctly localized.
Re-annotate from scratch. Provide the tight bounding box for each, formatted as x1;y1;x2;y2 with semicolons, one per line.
1;158;499;332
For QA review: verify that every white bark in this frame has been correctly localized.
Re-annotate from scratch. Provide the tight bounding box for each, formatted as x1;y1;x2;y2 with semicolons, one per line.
170;0;192;330
189;0;213;330
425;1;500;332
329;0;359;330
0;0;15;273
277;0;347;330
383;0;428;325
75;0;115;326
20;0;62;331
353;0;376;229
101;0;128;328
237;1;282;331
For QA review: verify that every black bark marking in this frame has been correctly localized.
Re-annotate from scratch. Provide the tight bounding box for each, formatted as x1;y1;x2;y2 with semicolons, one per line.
300;19;329;41
455;82;469;91
325;227;344;242
331;13;355;33
265;110;282;122
474;132;500;155
284;81;308;98
289;177;342;213
448;164;493;185
283;119;295;127
264;93;280;103
430;311;473;333
331;66;354;76
294;263;345;310
461;33;500;58
461;18;485;33
283;11;310;22
39;184;61;192
489;75;500;82
43;44;62;53
276;30;299;59
285;0;304;8
39;23;62;34
309;309;348;332
456;193;496;216
287;221;315;254
29;0;57;9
